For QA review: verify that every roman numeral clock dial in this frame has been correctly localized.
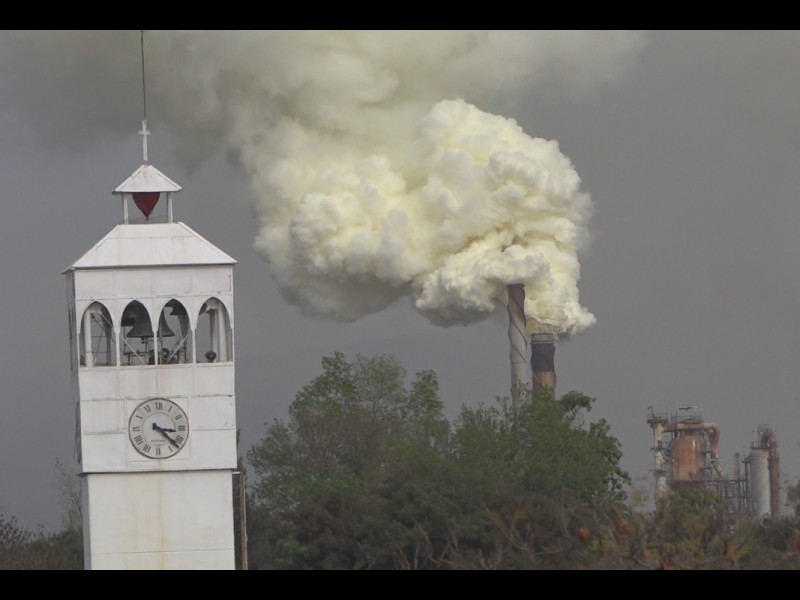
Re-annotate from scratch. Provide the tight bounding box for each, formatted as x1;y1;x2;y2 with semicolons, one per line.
128;398;189;459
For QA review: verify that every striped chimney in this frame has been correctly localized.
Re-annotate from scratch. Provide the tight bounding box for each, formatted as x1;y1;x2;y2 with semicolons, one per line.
507;284;529;401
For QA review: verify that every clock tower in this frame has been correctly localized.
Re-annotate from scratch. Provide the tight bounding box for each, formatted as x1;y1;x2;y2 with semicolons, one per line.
64;122;238;569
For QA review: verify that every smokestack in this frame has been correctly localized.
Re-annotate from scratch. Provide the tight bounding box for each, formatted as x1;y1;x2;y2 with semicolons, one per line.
507;284;529;401
759;427;781;518
531;332;556;395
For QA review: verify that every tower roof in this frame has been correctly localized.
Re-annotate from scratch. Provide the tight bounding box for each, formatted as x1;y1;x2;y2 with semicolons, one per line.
114;163;182;194
63;222;236;272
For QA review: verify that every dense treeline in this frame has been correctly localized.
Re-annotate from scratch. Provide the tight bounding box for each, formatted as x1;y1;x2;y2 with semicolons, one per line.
0;516;82;570
247;352;628;569
5;352;800;569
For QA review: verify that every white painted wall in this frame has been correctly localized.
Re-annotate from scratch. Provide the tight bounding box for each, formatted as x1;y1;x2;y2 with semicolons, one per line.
82;471;235;570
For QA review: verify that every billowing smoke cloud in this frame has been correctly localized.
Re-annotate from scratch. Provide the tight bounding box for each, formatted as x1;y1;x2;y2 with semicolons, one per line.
246;97;596;335
147;31;647;336
1;30;647;336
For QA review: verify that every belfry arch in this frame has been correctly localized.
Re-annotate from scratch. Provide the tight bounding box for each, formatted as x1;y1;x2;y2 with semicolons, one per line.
79;301;116;367
157;299;193;364
120;300;154;365
196;297;232;363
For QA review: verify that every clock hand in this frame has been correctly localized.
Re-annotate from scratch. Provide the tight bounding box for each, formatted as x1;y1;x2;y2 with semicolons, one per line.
152;423;180;449
151;423;176;435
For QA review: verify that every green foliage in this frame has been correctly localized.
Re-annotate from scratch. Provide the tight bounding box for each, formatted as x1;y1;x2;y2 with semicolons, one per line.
786;479;800;517
248;352;449;569
446;389;629;569
579;488;800;570
246;352;630;569
53;458;82;532
647;487;730;569
732;516;800;570
0;458;84;570
0;515;83;570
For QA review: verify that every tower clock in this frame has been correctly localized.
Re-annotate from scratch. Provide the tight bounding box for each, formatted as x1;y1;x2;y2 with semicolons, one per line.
64;122;238;570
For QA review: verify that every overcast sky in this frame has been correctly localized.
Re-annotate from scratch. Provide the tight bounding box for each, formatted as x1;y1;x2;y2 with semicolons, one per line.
3;30;800;532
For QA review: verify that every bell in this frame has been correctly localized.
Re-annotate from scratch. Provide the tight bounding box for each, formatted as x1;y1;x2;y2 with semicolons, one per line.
124;304;154;339
168;302;188;317
156;313;175;338
123;305;175;339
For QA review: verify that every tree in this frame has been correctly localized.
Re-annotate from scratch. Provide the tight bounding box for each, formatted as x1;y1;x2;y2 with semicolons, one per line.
0;458;84;570
247;352;448;569
246;352;630;569
53;457;82;532
786;479;800;518
584;486;800;570
729;516;800;569
444;389;629;569
0;514;82;570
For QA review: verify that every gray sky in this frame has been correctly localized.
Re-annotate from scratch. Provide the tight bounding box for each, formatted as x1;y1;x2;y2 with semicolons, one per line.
3;30;800;532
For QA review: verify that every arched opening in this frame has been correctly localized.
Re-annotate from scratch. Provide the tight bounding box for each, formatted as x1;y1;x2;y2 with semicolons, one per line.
196;298;232;363
79;302;116;367
157;299;193;364
120;300;155;366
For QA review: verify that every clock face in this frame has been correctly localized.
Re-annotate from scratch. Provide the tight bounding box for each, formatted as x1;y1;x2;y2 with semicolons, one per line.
128;398;189;459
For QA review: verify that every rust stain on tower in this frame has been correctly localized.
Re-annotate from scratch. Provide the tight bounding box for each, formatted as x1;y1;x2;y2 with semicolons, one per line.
663;420;723;482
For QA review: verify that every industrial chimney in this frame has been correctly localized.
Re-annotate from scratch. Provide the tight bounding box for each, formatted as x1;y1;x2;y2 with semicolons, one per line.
749;426;781;519
507;284;529;402
530;332;556;395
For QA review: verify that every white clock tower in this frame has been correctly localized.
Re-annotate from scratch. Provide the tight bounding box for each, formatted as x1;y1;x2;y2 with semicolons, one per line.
64;122;238;569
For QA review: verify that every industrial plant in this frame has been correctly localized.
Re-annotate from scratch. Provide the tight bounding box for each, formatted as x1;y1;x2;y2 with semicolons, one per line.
647;406;783;523
503;283;785;525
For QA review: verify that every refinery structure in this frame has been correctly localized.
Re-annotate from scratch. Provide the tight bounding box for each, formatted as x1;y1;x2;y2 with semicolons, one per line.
647;406;783;522
502;285;785;524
